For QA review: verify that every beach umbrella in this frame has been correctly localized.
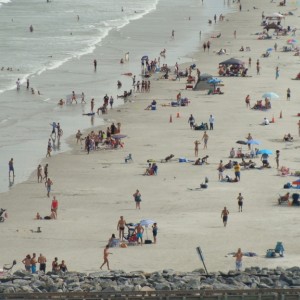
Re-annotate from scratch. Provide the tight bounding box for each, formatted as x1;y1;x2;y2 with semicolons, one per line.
140;219;155;240
236;140;247;145
292;179;300;185
207;77;222;90
111;134;127;139
257;149;273;155
262;92;279;99
141;55;148;61
287;38;297;44
247;139;261;145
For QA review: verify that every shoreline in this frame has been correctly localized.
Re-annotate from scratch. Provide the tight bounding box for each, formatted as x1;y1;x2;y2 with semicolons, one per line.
1;0;300;274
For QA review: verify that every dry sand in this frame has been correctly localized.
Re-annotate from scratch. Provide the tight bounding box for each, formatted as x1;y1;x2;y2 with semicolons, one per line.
1;0;300;274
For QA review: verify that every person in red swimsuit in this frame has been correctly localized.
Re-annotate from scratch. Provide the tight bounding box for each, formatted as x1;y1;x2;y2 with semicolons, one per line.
51;196;58;219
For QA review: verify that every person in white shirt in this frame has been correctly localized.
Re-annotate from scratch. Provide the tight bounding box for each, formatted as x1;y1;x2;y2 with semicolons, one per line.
263;117;269;125
209;114;215;130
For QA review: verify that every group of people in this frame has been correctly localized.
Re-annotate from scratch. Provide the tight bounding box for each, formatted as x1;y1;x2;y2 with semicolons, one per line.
22;253;67;273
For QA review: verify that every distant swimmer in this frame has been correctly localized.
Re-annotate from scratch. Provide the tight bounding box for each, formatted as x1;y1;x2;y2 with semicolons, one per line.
121;6;124;12
16;78;21;90
58;99;65;106
29;25;33;32
77;15;80;21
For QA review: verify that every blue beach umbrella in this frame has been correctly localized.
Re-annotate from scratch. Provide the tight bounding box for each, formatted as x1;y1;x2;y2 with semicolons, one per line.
247;139;261;145
262;92;279;99
257;149;273;155
207;77;222;90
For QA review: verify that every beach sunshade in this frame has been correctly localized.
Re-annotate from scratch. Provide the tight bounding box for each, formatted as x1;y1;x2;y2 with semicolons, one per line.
140;219;155;227
207;78;222;84
272;12;284;18
236;140;247;145
262;92;279;99
112;134;127;139
292;179;300;185
141;55;148;61
247;139;261;145
219;58;244;66
257;149;273;155
264;23;281;30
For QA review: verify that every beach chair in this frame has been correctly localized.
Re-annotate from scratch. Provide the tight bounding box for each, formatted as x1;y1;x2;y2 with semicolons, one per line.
185;84;193;90
125;154;133;163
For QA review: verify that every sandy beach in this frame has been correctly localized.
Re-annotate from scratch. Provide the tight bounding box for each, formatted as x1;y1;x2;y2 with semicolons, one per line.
1;0;300;275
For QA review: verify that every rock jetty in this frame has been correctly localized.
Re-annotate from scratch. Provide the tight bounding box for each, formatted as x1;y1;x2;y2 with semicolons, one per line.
1;267;300;293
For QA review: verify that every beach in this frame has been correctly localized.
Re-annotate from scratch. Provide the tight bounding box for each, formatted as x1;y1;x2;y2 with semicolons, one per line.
1;0;300;276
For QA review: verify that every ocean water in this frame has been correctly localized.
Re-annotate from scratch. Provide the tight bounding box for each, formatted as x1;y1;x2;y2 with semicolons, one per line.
0;0;233;193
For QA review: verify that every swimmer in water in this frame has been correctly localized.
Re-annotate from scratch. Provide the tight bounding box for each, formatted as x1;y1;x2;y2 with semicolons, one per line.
58;99;65;106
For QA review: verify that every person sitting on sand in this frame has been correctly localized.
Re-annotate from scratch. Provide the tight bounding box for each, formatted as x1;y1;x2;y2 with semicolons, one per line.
229;148;235;158
163;154;174;162
224;160;234;169
35;212;42;220
283;134;293;142
239;46;244;51
261;153;270;168
58;99;65;106
108;234;119;247
194;158;201;165
262;117;270;125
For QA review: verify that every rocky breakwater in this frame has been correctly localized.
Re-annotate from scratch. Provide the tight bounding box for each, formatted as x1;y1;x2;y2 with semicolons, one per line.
1;267;300;294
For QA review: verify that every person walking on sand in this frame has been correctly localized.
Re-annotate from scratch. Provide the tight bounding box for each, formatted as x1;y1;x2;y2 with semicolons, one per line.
248;57;251;67
46;139;52;157
256;59;260;75
218;160;224;181
51;196;58;219
221;206;229;227
194;140;200;157
93;59;97;71
287;88;291;101
246;133;252;150
237;193;243;212
45;178;53;197
133;189;142;209
81;92;86;103
275;150;280;169
109;96;114;109
152;223;158;244
202;131;209;149
100;245;112;270
203;42;207;52
134;223;144;246
207;41;210;53
117;216;126;240
234;248;243;271
8;158;15;177
90;98;95;112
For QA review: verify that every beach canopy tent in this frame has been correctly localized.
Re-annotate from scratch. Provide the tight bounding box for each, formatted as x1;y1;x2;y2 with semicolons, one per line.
199;73;213;81
265;13;284;20
264;23;281;30
219;58;244;66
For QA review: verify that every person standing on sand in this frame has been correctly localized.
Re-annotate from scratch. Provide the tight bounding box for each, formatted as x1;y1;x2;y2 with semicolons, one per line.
245;95;250;108
234;248;243;271
38;253;47;273
203;42;206;52
237;193;243;212
194;140;200;157
31;253;37;274
22;254;31;272
45;178;53;197
234;162;241;181
234;30;236;39
9;158;15;177
26;79;30;89
117;216;126;240
37;164;43;183
275;150;280;169
152;223;158;244
275;66;279;80
90;98;95;112
93;59;97;71
171;29;175;39
202;131;209;149
207;41;210;53
81;92;86;104
133;189;142;209
256;59;260;75
287;88;291;101
109;96;114;108
209;114;215;130
134;223;144;245
218;160;224;181
188;114;195;129
51;196;58;219
221;206;229;227
100;245;112;270
43;163;49;181
248;57;251;68
46;139;52;157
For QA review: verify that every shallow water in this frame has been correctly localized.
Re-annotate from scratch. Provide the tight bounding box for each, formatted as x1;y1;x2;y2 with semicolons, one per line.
0;0;234;193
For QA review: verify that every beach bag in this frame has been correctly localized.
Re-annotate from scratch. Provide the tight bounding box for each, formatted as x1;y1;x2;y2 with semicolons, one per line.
200;184;208;189
266;249;276;258
145;240;152;244
283;183;291;189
